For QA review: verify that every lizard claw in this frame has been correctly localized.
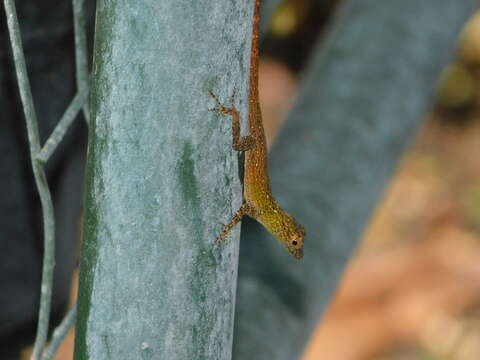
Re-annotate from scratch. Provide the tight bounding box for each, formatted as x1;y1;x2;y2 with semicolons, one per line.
214;232;227;246
208;90;228;114
208;88;237;110
208;90;222;106
229;87;237;105
208;106;233;115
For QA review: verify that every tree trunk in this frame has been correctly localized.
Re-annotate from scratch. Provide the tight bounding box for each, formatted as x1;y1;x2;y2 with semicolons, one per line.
74;1;254;359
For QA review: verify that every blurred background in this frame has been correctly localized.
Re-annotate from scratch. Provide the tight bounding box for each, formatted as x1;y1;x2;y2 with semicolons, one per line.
2;0;480;359
268;4;480;359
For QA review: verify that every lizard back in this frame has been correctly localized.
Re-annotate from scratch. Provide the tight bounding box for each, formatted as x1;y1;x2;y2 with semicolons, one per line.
243;0;274;208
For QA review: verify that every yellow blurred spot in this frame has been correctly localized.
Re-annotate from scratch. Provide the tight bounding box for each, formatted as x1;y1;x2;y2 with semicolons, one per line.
436;64;475;109
270;1;297;37
460;11;480;65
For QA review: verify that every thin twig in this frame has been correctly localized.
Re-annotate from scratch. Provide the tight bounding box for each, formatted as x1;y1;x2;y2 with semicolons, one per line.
37;87;89;163
41;304;77;360
73;0;90;124
3;1;56;359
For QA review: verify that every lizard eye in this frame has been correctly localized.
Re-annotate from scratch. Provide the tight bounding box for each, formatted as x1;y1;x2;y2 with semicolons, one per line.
291;240;298;247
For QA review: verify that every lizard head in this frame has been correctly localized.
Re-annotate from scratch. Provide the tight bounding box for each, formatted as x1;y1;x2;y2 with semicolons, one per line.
285;221;305;259
267;211;305;259
256;204;306;259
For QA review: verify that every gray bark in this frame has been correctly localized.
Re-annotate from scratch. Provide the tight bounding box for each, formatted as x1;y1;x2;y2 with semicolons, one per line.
74;1;254;359
233;0;478;359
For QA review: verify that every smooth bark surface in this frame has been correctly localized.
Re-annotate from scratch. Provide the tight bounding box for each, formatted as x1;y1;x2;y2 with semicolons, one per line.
233;1;478;359
74;1;254;359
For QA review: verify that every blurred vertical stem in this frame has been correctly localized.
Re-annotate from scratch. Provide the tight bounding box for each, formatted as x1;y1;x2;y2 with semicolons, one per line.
3;1;56;359
233;0;478;359
42;305;77;360
72;0;90;124
74;0;253;359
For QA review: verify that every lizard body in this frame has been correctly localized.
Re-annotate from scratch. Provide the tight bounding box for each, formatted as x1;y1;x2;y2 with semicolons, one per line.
209;0;305;259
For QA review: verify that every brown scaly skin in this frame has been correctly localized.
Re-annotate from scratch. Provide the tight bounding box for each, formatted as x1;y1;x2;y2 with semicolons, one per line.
209;0;305;259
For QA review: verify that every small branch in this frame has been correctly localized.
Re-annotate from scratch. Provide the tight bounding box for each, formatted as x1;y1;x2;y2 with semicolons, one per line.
259;0;281;35
42;304;77;360
73;0;90;124
37;87;89;163
3;1;56;359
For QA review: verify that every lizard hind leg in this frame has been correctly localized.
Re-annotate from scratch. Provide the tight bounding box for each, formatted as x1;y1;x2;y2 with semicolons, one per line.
208;90;256;151
216;203;255;243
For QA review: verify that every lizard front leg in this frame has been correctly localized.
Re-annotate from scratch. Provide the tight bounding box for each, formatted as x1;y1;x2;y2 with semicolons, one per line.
208;90;255;151
216;203;256;242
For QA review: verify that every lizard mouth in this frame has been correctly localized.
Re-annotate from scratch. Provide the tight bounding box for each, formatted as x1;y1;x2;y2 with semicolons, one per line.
291;247;303;259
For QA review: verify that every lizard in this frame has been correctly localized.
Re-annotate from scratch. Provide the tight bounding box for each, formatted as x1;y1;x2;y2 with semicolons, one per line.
208;0;305;259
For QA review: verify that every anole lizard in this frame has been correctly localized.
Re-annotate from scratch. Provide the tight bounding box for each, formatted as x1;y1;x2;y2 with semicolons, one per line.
209;0;305;259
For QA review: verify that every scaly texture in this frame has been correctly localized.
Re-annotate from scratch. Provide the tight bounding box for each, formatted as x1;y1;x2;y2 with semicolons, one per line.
210;0;305;259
